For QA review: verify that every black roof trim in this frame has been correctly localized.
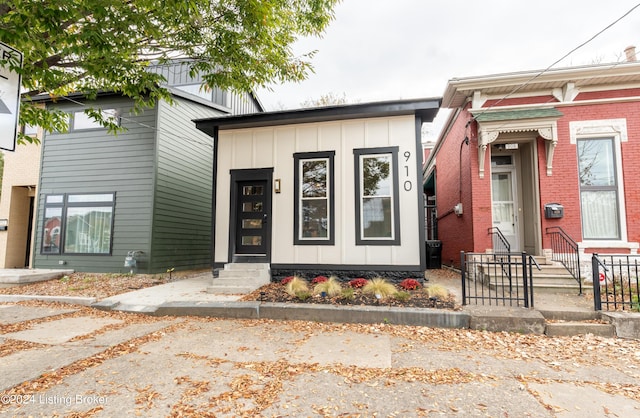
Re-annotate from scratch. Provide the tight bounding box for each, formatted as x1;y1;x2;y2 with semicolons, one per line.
195;97;442;136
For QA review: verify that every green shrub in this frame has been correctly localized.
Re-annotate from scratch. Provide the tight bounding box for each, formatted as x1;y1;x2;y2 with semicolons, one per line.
341;287;355;301
296;291;312;301
394;291;411;302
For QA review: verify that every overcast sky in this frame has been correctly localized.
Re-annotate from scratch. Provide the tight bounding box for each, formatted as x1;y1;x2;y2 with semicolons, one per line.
256;0;640;139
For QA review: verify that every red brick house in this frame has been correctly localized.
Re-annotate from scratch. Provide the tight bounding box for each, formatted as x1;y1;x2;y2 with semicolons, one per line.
424;52;640;268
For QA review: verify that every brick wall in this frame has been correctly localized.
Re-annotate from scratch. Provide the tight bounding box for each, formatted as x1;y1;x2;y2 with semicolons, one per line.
435;88;640;263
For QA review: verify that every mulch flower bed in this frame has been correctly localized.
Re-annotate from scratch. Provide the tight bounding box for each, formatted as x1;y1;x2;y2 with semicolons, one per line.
240;280;458;310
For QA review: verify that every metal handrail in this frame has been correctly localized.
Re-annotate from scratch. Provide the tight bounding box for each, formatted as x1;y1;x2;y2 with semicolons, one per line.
488;227;511;254
524;253;542;308
545;226;582;295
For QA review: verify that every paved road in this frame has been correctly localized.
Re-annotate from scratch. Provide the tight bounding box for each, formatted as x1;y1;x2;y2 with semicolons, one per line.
1;302;639;417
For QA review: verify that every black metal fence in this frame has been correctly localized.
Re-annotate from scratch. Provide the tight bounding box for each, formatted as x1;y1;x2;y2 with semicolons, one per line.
592;254;640;312
461;251;538;308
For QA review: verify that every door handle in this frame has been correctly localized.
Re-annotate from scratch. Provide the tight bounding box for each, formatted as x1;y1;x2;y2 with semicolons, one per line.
263;213;268;223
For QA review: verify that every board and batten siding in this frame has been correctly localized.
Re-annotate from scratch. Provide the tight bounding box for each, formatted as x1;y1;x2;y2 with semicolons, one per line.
215;115;422;268
34;96;158;272
150;97;224;272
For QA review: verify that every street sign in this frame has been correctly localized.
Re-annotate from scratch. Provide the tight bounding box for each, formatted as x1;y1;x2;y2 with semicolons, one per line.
0;42;23;151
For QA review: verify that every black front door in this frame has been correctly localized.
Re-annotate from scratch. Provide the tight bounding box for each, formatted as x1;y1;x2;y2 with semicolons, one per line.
230;169;272;262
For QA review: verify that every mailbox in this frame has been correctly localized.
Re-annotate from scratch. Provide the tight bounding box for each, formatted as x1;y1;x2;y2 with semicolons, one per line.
544;203;564;219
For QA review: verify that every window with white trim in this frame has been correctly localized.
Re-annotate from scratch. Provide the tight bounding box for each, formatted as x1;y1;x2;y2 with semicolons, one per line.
41;193;115;255
354;147;400;245
570;119;628;243
577;138;620;239
294;151;335;245
71;109;120;131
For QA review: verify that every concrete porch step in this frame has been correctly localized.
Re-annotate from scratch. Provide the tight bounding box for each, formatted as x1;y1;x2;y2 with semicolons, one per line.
218;269;271;280
210;276;270;288
545;321;615;337
207;263;271;295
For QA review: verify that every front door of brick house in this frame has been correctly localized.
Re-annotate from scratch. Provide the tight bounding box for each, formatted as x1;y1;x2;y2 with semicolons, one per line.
229;168;273;263
491;155;520;252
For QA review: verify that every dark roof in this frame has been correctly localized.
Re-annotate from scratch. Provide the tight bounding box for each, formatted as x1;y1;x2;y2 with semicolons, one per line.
194;97;442;136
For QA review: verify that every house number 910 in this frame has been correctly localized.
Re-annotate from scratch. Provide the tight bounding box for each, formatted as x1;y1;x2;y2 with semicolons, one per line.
403;151;412;191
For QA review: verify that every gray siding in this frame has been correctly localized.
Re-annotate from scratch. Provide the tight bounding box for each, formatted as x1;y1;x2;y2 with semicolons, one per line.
150;97;223;272
34;96;158;273
229;91;262;115
149;61;262;114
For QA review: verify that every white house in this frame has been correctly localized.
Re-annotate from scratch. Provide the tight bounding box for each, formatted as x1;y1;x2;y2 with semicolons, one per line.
195;98;440;281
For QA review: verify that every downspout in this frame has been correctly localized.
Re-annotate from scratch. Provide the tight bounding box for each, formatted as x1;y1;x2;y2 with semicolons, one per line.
210;126;219;274
415;115;427;271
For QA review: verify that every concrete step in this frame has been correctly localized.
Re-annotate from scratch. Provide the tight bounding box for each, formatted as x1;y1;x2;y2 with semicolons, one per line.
207;263;271;295
545;321;615;337
223;263;270;271
218;269;271;280
211;276;270;287
539;309;599;322
206;284;260;295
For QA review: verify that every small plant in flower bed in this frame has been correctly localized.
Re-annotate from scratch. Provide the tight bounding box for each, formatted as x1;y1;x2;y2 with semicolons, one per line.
311;275;329;284
424;284;450;300
348;278;368;288
362;278;397;300
341;287;355;301
280;276;294;285
284;276;309;297
398;278;422;291
394;290;411;302
313;276;342;297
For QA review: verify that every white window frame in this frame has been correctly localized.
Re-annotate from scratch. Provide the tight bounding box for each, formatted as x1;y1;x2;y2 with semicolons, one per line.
293;151;335;245
71;109;120;131
354;146;401;245
570;119;629;248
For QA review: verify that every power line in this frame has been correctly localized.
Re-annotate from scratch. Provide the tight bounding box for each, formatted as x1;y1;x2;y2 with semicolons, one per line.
471;2;640;122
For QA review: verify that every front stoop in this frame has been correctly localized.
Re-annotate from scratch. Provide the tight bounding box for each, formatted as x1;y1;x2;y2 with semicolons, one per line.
207;263;271;295
486;257;592;295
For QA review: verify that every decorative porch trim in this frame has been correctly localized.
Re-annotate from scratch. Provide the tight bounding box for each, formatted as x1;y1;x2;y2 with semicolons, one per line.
473;109;562;178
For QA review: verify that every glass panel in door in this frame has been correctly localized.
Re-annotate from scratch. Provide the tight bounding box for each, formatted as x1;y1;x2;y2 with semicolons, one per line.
492;171;519;251
236;180;268;255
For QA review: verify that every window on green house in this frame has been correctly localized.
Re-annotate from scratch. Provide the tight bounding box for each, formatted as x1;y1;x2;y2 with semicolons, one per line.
41;193;115;255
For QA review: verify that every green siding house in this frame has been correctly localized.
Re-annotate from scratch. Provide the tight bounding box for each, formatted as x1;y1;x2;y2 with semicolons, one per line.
32;64;262;273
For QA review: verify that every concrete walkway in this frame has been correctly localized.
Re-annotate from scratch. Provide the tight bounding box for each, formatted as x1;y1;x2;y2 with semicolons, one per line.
1;270;638;339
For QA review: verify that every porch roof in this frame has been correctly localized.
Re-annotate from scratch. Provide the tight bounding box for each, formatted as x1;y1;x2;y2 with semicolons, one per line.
473;108;563;122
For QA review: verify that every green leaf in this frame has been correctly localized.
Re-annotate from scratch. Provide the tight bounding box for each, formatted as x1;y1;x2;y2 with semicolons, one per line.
1;0;340;137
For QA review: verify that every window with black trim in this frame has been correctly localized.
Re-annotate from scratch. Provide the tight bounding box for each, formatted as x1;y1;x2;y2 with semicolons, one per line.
294;151;335;245
41;193;115;255
354;147;400;245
